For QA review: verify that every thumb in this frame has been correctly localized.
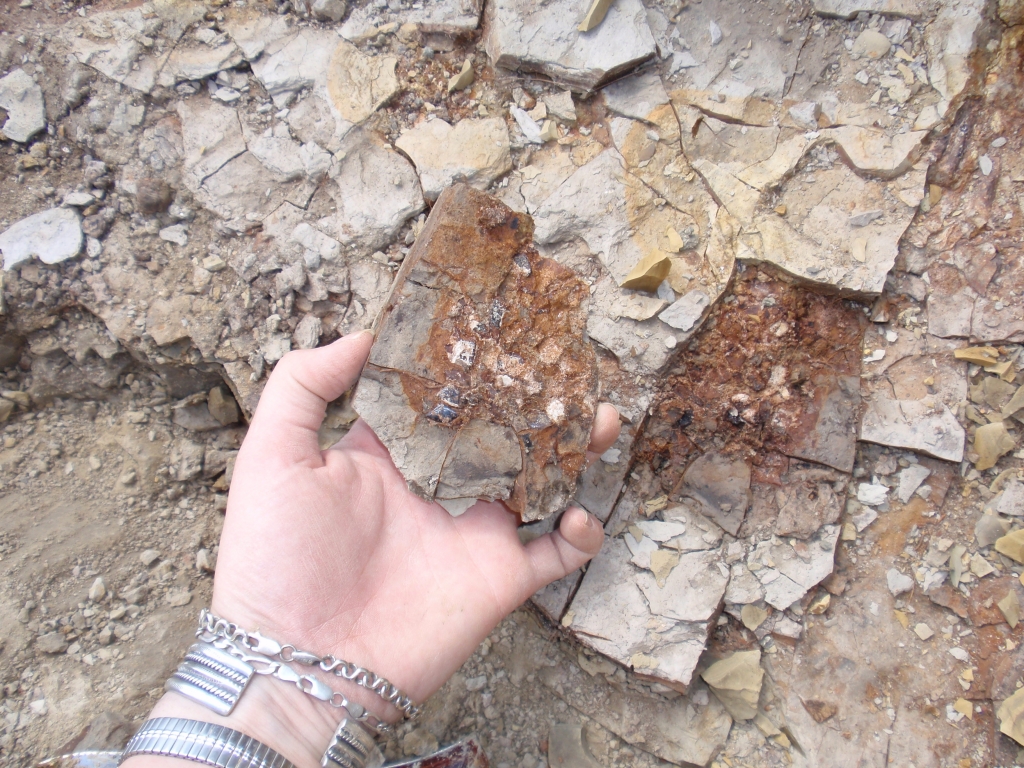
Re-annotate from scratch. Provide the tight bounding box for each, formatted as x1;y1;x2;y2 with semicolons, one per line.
523;507;605;597
242;330;373;468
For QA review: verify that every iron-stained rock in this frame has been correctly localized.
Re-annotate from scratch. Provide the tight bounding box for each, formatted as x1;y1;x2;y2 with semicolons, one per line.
353;185;598;522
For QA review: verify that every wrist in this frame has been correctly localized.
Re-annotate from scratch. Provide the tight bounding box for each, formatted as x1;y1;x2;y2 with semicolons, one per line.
122;675;338;768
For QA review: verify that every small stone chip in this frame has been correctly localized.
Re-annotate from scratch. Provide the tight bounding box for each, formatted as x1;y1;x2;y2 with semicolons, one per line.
914;622;934;640
702;651;764;721
140;549;161;566
954;346;1000;367
949;544;967;587
802;699;838;723
649;549;680;588
665;226;686;252
998;589;1020;628
973;421;1015;471
578;0;614;32
88;577;106;602
953;698;974;720
893;609;909;629
998;687;1024;746
447;59;474;93
996;529;1024;564
949;647;970;662
620;251;671;292
970;554;994;578
741;604;768;630
807;592;830;615
203;255;227;272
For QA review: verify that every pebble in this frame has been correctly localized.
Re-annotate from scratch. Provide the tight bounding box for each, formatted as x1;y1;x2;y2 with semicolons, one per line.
979;155;993;176
196;548;215;573
88;577;106;602
140;549;161;567
36;632;69;654
857;483;888;506
158;224;189;246
914;623;934;641
709;20;723;46
886;568;914;597
852;29;891;59
466;674;488;691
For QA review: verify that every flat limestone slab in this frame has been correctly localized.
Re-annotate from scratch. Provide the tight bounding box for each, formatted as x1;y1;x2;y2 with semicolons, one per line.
353;184;599;522
484;0;657;93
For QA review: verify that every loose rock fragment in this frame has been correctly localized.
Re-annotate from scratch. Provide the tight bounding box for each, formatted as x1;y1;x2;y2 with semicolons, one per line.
998;590;1020;628
89;577;106;602
0;208;84;271
802;699;838;723
955;347;1000;367
0;68;46;143
914;623;934;640
852;29;891;59
208;386;240;426
353;185;598;522
701;651;763;721
659;291;710;332
578;0;614;32
973;422;1015;471
996;530;1024;564
887;568;914;597
998;687;1024;746
447;59;474;93
740;604;768;630
897;464;931;503
621;252;671;292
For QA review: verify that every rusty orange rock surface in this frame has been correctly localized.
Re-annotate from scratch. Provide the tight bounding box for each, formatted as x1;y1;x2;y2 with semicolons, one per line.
353;184;599;522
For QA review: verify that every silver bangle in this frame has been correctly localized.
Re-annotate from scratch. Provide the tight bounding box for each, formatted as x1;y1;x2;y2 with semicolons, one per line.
119;717;295;768
166;642;256;716
321;717;383;768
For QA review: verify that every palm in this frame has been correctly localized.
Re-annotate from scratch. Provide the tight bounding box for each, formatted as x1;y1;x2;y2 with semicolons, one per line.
211;331;615;710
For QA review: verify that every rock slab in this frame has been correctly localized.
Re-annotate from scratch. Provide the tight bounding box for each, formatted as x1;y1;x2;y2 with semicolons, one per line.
1;208;84;271
352;184;599;522
0;68;46;143
484;0;657;93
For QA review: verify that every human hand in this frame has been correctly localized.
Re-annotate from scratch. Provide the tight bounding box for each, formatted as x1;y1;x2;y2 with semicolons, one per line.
136;330;619;768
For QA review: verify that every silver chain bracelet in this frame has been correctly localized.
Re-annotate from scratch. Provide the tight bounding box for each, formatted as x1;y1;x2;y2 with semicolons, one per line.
198;609;421;720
